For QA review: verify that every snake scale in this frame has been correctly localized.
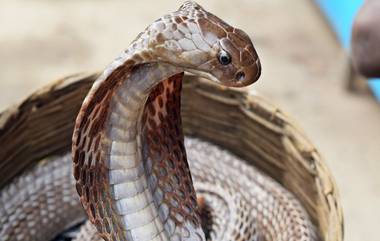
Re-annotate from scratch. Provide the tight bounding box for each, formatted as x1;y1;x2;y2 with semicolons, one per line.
0;1;317;241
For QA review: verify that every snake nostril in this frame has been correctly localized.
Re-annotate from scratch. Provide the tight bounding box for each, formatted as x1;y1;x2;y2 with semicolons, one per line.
235;71;245;81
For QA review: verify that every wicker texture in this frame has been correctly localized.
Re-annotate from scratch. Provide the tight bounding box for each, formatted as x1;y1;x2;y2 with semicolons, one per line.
0;73;343;241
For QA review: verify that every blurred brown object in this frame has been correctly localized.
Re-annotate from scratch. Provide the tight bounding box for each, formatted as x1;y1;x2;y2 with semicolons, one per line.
351;0;380;78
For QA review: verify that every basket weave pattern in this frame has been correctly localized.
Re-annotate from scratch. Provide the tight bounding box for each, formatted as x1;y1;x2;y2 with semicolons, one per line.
0;73;343;241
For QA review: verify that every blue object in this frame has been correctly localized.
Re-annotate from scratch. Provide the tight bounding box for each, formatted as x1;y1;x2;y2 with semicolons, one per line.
369;80;380;100
315;0;380;101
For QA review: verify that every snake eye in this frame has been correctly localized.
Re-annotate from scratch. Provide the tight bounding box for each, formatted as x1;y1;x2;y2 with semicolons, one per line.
218;50;231;65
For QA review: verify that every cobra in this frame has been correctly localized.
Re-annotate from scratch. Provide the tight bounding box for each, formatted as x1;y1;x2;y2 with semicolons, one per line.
0;1;317;241
71;1;318;241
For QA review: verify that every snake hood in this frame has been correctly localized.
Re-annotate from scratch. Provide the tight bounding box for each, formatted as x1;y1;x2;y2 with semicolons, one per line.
127;1;261;87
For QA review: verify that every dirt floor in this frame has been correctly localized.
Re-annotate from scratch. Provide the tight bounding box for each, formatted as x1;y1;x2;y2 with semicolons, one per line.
1;0;379;240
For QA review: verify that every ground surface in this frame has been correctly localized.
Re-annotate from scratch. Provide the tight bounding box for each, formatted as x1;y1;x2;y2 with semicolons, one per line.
0;0;379;240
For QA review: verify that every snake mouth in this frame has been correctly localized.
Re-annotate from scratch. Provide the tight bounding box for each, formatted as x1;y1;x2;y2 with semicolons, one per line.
184;68;221;83
184;58;261;88
184;68;250;88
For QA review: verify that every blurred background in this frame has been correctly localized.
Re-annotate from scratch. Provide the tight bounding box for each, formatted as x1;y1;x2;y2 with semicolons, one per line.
0;0;379;240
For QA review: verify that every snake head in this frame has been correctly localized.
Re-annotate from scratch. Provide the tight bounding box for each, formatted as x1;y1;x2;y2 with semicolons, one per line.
176;1;261;87
147;1;261;87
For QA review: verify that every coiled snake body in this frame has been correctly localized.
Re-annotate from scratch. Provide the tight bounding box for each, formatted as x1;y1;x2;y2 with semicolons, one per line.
0;1;317;241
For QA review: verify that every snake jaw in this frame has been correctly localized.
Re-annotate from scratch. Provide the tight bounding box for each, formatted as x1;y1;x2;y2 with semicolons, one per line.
184;68;220;83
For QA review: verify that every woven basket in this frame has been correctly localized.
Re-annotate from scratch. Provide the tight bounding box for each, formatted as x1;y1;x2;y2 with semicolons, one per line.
0;73;343;241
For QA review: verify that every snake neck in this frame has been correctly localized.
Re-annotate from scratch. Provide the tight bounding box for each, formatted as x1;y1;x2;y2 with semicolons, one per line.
99;63;205;241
